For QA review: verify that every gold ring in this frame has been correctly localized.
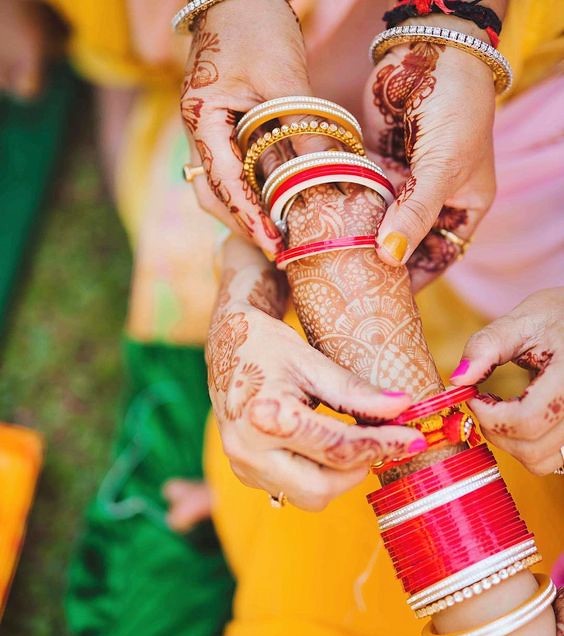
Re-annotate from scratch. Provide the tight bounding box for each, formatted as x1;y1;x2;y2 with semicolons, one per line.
183;164;205;183
269;491;288;508
433;228;472;258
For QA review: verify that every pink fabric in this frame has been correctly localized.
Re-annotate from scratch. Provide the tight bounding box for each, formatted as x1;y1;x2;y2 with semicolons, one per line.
445;75;564;318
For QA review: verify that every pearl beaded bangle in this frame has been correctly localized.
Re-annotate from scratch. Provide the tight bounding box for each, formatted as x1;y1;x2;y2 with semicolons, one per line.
415;553;542;618
408;539;539;610
236;96;363;154
421;574;556;636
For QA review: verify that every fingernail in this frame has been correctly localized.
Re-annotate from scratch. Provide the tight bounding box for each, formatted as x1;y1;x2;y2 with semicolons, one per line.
408;438;428;454
382;390;407;398
450;358;470;379
381;231;408;263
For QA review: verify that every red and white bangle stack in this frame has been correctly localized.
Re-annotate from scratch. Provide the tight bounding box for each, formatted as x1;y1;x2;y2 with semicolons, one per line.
235;97;395;270
367;436;551;632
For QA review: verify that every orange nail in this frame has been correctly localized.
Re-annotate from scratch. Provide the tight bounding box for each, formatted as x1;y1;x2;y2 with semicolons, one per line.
382;231;408;263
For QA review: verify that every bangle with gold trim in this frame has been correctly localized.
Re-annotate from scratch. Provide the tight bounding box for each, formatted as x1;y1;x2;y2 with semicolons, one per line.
369;25;512;94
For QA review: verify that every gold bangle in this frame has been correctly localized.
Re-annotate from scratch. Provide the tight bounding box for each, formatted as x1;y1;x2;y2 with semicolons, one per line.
369;26;512;95
242;120;366;195
172;0;226;33
421;573;556;636
236;97;362;154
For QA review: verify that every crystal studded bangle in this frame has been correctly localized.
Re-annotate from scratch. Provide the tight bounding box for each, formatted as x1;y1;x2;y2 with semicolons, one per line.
172;0;227;33
369;25;512;94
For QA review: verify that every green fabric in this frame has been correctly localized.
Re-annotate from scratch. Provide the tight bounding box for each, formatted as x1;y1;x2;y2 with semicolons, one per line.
0;63;76;333
66;339;234;636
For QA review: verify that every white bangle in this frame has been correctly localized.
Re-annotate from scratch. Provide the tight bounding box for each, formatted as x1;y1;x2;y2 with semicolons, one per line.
172;0;226;33
377;467;500;531
408;539;538;609
422;573;556;636
369;25;512;94
262;151;388;207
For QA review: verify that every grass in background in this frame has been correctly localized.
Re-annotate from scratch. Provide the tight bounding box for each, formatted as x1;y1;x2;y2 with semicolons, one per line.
0;133;131;635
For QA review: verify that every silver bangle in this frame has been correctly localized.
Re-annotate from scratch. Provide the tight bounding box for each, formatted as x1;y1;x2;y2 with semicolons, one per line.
369;25;512;94
172;0;226;33
408;539;538;609
377;467;500;531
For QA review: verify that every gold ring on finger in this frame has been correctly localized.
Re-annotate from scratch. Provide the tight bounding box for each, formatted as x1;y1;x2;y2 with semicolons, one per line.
433;228;472;259
183;164;205;183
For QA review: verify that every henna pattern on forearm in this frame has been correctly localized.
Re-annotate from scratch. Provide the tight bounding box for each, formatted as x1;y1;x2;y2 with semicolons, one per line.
280;181;453;483
247;269;289;319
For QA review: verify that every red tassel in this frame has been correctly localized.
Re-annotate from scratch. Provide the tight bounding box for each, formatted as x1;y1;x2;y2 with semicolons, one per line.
486;27;499;48
433;0;454;14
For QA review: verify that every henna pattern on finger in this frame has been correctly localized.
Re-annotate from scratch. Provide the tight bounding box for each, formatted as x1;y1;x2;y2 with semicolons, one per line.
225;362;265;421
491;423;517;436
181;17;221;133
207;312;248;392
512;349;554;401
545;397;564;425
372;42;444;167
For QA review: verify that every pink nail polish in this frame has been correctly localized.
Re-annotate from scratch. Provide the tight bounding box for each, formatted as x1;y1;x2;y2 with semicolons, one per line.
382;390;407;397
450;358;470;379
408;439;428;454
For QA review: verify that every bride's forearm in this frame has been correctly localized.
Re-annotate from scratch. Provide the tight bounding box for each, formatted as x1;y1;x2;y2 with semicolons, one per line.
284;183;554;634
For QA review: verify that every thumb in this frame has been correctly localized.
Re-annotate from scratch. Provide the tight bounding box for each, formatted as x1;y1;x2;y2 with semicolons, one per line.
450;314;523;386
376;163;451;267
301;347;412;421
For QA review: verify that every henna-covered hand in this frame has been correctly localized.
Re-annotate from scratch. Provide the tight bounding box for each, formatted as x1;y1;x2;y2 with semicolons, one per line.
181;0;331;253
362;15;497;285
207;237;427;511
450;288;564;476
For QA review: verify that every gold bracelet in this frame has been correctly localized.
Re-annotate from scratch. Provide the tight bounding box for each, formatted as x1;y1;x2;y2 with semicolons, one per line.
236;96;363;154
242;120;365;195
172;0;227;33
421;573;556;636
369;26;512;94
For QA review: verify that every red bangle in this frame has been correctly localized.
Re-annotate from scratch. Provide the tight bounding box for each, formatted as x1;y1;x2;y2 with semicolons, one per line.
275;234;375;270
269;164;395;209
368;445;495;514
385;385;478;425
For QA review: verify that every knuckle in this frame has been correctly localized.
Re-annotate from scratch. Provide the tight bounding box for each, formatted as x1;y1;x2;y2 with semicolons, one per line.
221;431;245;462
517;444;543;467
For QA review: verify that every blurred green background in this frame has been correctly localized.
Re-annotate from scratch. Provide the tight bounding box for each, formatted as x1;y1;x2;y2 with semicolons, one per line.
0;89;131;634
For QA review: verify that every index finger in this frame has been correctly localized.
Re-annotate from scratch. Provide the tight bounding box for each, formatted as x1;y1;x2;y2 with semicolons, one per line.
247;395;426;471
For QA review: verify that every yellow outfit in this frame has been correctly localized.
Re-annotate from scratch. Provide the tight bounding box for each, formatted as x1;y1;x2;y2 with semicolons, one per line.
45;1;564;634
